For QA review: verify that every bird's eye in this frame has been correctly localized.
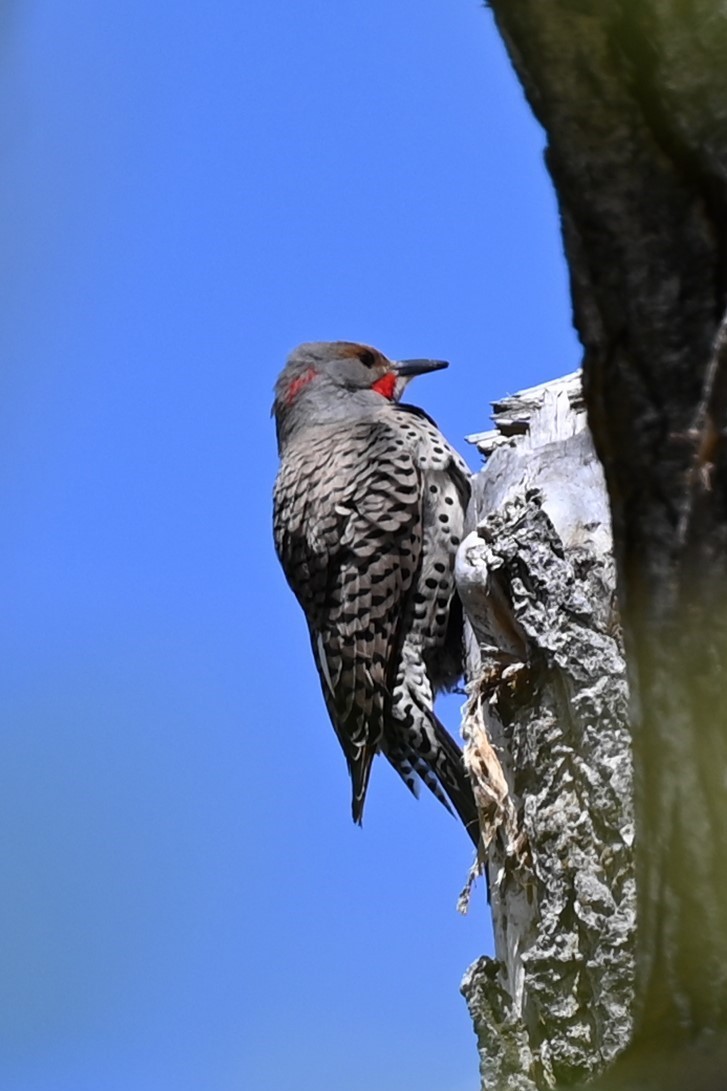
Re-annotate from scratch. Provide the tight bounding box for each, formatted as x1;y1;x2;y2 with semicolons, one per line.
359;349;376;368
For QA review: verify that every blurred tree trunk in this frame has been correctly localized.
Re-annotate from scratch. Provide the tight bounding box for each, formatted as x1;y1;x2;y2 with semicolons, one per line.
460;3;727;1088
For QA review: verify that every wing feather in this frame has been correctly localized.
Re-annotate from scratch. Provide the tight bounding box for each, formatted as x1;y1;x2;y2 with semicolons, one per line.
273;419;423;821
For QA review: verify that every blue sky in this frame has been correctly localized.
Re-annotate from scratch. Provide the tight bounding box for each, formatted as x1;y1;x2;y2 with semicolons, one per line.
0;3;580;1089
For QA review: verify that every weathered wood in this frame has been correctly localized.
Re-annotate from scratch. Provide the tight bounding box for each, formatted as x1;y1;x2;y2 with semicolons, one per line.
458;377;634;1089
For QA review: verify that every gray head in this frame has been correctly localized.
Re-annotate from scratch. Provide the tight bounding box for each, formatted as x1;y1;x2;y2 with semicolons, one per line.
272;341;448;451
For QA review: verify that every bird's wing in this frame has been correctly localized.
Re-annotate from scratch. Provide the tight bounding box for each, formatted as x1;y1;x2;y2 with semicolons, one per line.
273;419;423;820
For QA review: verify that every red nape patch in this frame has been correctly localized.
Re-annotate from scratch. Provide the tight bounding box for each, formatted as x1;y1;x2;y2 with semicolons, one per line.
285;368;317;405
371;372;397;400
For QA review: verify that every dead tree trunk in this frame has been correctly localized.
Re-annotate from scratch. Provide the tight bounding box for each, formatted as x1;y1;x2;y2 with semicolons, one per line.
457;375;634;1089
462;3;727;1088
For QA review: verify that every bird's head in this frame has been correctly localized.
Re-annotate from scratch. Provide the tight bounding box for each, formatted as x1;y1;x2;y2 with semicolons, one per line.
272;341;448;449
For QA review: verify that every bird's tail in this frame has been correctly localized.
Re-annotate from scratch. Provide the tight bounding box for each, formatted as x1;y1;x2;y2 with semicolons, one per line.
385;710;480;847
429;712;480;846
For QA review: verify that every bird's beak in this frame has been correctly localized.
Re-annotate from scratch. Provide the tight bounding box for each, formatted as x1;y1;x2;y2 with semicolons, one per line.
394;358;449;378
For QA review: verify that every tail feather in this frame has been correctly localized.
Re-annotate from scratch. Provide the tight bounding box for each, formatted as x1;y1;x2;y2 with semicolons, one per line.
349;744;377;826
430;711;480;846
385;711;480;846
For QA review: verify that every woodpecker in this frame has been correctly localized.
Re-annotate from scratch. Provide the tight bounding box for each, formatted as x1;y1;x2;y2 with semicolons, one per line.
272;341;478;845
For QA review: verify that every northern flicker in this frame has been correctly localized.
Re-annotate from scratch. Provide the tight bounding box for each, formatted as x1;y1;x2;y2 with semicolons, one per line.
272;341;479;845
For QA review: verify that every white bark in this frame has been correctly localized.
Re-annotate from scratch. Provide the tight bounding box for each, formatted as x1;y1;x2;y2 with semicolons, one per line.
457;375;635;1089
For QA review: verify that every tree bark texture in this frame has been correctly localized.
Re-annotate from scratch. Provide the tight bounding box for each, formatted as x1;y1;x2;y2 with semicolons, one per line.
458;377;634;1089
481;1;727;1083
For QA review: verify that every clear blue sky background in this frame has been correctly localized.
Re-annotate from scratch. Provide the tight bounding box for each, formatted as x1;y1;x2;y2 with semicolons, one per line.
0;3;580;1089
